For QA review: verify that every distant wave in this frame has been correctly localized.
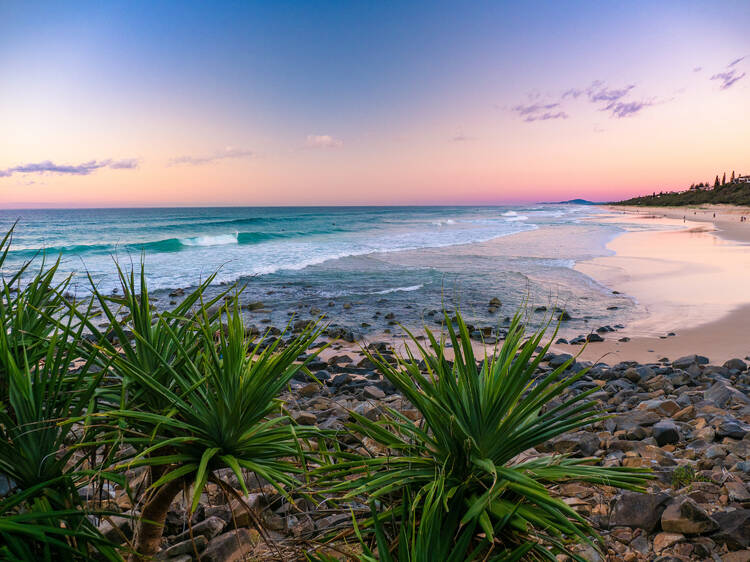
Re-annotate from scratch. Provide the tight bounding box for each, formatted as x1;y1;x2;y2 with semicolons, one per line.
9;230;296;257
432;219;456;226
504;215;528;222
372;284;424;294
502;211;518;217
178;233;239;247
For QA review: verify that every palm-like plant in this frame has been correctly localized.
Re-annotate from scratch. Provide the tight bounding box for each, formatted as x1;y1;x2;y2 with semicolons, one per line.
0;227;122;560
0;476;122;561
0;226;73;382
320;312;650;559
103;293;324;560
80;261;228;414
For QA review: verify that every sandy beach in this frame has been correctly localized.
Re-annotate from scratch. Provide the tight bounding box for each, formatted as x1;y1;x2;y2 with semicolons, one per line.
557;205;750;363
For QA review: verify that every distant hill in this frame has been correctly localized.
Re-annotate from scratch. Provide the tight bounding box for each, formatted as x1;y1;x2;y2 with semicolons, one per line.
615;177;750;207
547;199;600;205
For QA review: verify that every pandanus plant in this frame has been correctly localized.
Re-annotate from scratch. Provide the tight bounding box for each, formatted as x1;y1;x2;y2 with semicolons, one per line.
320;312;651;559
0;227;121;560
88;266;325;560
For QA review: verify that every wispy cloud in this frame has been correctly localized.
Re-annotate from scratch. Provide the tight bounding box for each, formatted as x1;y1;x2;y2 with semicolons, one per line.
586;81;635;104
709;57;747;90
511;102;568;122
513;80;652;122
0;158;139;178
693;66;703;73
729;56;746;68
305;134;343;149
605;100;653;118
711;69;746;90
169;147;254;166
450;133;475;142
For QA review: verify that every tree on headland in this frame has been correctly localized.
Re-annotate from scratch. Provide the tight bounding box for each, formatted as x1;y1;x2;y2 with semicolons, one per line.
722;172;726;185
732;171;736;182
714;175;720;188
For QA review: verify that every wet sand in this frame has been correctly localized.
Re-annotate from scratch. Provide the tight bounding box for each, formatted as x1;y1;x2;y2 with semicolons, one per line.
559;206;750;363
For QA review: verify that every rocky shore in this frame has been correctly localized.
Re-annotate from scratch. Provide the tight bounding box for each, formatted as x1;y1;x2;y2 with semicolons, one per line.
91;324;750;561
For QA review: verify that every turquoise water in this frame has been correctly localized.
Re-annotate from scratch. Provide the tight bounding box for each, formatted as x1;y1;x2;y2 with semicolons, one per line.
0;205;635;336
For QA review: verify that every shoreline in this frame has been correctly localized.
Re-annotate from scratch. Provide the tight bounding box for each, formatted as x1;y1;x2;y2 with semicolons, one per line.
556;205;750;363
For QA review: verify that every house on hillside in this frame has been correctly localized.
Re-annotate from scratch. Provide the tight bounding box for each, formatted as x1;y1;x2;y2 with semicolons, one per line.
734;175;750;184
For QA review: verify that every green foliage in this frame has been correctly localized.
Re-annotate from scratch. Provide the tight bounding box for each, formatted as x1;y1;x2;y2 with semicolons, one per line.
110;295;324;511
671;465;710;489
0;225;122;560
614;175;750;206
317;312;650;559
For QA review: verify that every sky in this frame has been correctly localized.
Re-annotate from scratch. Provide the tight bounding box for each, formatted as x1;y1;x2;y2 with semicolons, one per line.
1;1;749;208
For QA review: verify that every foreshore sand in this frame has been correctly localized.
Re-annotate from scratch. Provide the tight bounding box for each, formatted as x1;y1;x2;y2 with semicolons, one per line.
557;204;750;364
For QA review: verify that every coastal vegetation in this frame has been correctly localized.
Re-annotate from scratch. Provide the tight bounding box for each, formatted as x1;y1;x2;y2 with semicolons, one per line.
0;225;650;560
614;170;750;206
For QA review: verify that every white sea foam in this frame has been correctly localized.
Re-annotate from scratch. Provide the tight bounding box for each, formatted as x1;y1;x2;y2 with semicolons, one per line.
504;215;528;222
179;233;239;246
373;284;423;294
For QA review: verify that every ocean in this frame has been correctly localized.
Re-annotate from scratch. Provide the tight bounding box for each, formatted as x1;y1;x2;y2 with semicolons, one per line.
0;205;640;338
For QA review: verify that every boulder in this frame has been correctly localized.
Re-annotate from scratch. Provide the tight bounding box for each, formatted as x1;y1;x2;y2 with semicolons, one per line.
653;532;684;553
724;358;748;372
610;491;672;531
673;354;709;369
201;528;259;562
98;515;134;544
705;381;750;408
294;411;318;425
712;509;750;549
363;385;386;400
550;431;599;457
717;418;750;440
157;535;208;559
173;516;226;543
726;480;750;503
661;497;718;535
548;353;574;368
652;420;681;446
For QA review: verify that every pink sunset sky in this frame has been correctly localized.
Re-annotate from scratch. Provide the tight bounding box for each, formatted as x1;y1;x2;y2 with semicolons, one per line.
1;1;749;208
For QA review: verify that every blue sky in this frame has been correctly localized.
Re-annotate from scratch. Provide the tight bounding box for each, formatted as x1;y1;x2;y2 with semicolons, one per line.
1;1;749;206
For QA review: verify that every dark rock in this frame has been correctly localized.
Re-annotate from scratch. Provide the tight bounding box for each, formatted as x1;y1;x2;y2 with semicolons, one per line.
716;418;750;440
586;333;604;342
173;516;226;543
331;373;353;387
724;358;748;372
158;536;208;558
363;385;385;400
201;528;258;562
548;353;573;368
705;381;750;408
610;491;672;531
661;497;718;534
711;509;750;549
653;420;681;446
549;431;599;457
673;354;709;369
